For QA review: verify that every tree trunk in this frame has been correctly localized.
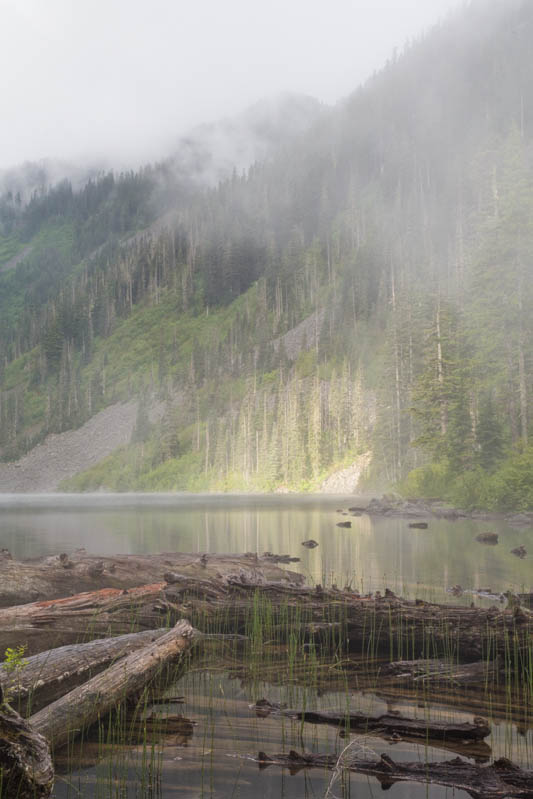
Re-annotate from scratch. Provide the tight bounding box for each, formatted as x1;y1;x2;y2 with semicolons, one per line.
29;619;195;751
1;629;169;715
0;700;54;798
0;551;303;608
435;299;448;436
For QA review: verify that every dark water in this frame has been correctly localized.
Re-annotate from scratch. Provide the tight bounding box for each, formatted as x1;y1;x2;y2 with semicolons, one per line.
1;494;532;798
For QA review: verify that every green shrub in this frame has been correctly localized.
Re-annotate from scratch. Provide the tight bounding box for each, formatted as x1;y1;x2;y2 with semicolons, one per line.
399;462;449;499
447;468;488;509
485;445;533;511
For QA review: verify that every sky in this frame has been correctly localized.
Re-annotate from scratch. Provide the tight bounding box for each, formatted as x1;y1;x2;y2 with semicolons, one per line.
0;0;463;170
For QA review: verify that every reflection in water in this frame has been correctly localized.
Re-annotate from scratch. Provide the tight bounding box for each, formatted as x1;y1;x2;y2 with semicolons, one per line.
1;495;532;797
0;493;531;601
54;669;481;799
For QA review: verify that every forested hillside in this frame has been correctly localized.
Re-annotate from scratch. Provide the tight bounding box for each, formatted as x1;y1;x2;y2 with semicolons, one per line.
1;0;533;507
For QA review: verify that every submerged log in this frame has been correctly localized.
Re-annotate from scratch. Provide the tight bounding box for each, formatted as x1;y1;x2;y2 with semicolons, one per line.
1;629;169;714
254;751;533;798
379;657;502;686
251;699;490;744
29;619;196;751
0;696;54;798
0;551;304;608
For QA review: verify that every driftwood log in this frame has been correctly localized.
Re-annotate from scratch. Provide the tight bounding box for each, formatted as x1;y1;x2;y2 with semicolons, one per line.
0;551;304;608
29;619;195;751
0;694;54;798
251;698;490;744
254;751;533;798
0;628;169;714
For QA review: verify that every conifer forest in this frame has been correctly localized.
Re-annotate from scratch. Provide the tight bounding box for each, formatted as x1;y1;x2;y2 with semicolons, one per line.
1;1;533;505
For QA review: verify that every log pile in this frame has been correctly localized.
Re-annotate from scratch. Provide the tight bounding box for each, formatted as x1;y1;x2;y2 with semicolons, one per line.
1;571;530;665
0;619;195;797
1;628;169;714
0;551;304;608
0;550;300;795
0;550;531;797
30;619;195;751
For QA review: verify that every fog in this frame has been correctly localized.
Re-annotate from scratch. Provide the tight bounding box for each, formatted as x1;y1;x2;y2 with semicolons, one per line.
1;0;461;171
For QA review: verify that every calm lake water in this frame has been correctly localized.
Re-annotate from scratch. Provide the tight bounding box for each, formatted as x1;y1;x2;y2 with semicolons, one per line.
0;493;531;601
1;493;532;798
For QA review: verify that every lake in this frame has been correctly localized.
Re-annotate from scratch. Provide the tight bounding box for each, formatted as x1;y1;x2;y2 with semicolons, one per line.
1;493;532;798
0;493;531;602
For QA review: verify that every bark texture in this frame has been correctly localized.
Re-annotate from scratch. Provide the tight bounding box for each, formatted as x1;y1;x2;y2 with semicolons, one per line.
29;619;195;750
0;551;303;608
0;700;54;798
0;629;169;714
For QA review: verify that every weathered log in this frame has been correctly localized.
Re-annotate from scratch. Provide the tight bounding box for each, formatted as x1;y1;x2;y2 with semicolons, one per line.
2;580;533;668
0;583;170;654
251;699;490;744
0;563;303;654
379;657;502;686
0;697;54;798
0;629;169;714
254;751;533;798
29;619;196;751
0;551;304;608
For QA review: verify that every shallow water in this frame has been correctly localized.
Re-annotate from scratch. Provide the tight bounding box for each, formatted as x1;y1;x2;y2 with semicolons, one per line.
1;493;532;798
53;669;477;799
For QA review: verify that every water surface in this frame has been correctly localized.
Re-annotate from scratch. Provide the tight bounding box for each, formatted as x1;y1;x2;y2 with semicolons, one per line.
1;494;532;798
0;493;531;601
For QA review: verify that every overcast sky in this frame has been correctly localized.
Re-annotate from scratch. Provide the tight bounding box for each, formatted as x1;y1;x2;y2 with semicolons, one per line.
0;0;462;170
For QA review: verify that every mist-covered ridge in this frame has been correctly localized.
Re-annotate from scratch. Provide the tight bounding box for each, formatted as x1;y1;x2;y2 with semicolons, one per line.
1;0;533;508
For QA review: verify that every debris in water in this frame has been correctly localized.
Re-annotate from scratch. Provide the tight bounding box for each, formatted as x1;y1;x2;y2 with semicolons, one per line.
475;532;498;545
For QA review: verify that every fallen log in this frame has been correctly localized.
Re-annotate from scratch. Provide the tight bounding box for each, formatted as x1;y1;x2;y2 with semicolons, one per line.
0;693;54;798
0;566;299;654
0;551;304;608
0;583;170;654
251;699;490;744
0;628;169;714
1;579;532;669
379;657;502;686
29;619;196;751
254;751;533;798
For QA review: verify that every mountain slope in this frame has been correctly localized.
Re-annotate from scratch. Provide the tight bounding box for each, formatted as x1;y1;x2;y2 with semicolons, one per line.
2;0;533;507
